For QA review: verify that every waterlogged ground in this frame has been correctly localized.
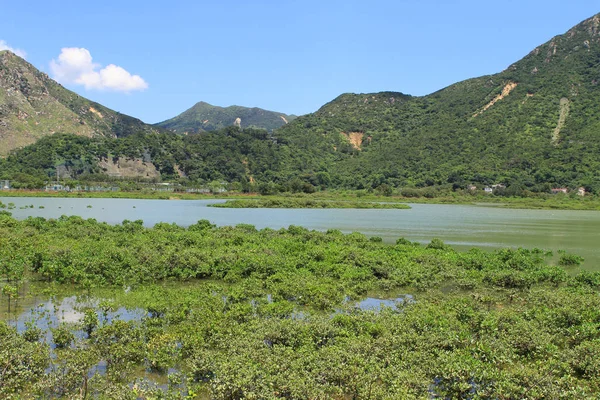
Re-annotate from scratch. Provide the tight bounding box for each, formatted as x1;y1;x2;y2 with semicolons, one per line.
0;284;142;333
0;282;415;396
1;214;600;398
1;283;411;332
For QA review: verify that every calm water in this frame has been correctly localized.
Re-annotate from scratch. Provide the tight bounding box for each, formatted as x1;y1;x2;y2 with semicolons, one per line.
1;292;143;336
2;196;600;270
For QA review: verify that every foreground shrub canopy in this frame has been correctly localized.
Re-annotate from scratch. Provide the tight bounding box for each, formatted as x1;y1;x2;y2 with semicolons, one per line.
0;214;599;398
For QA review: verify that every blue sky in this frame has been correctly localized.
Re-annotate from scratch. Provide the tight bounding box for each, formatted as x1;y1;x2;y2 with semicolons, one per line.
1;1;599;123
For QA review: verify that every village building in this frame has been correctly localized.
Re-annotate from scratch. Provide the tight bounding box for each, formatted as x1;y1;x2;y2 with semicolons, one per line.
483;184;505;194
578;187;586;196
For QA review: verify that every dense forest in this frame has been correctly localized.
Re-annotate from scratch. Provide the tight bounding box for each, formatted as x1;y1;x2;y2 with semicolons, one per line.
0;129;286;190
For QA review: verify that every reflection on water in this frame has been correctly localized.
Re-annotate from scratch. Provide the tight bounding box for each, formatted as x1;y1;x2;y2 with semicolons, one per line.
356;295;415;311
0;288;162;388
0;291;144;334
1;286;414;331
0;282;413;397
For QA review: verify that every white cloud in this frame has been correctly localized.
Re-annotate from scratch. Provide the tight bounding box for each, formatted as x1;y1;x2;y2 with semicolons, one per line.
50;47;148;93
0;40;27;58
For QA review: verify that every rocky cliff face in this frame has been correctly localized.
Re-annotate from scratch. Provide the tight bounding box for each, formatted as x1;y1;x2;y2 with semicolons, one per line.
98;157;160;179
0;51;158;155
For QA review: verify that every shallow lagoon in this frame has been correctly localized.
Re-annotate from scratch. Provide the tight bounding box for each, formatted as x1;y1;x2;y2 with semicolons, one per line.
2;196;599;270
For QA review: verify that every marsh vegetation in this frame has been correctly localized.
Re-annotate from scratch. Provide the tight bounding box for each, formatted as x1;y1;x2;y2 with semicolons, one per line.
1;213;599;398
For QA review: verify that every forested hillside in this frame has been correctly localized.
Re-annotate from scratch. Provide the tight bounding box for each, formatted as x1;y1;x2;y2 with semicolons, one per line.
0;129;284;189
274;14;600;192
2;14;600;193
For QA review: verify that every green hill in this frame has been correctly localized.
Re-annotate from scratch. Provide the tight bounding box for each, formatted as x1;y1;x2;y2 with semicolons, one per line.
3;14;600;193
274;13;600;192
0;50;159;156
156;101;297;133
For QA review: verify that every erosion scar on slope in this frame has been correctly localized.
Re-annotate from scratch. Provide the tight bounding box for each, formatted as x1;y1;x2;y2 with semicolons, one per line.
552;98;570;145
341;132;364;150
473;82;518;117
98;157;160;178
89;107;103;119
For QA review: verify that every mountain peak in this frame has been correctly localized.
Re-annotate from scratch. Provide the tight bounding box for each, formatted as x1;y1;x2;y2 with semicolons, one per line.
157;102;297;133
0;52;158;155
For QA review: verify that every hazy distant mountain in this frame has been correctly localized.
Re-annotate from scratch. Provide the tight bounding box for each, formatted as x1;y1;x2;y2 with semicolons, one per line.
0;50;159;155
156;101;297;133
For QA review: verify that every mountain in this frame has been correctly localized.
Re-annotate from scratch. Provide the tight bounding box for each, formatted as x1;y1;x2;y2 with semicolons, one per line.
156;101;297;133
3;14;600;193
0;50;159;156
273;13;600;192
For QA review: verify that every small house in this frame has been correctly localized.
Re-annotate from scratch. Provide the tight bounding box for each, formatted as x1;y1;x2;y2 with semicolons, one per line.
1;180;9;190
484;187;493;194
551;188;568;194
467;185;477;191
578;187;586;196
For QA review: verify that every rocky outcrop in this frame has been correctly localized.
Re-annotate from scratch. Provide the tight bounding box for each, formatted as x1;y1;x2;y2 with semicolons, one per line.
98;157;160;179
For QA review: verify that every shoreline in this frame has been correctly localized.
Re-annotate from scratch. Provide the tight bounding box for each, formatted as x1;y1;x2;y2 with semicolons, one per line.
1;190;599;210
